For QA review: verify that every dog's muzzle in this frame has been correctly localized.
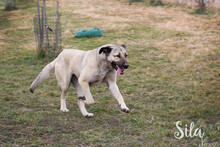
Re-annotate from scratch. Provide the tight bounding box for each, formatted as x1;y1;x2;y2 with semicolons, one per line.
111;62;129;75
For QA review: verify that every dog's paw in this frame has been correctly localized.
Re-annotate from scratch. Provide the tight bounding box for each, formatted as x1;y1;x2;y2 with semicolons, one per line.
60;108;69;112
84;113;94;118
121;107;130;113
119;103;130;113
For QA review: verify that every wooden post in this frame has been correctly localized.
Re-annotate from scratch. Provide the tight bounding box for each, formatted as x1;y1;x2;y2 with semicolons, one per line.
4;0;8;9
12;0;15;8
43;0;49;48
37;2;42;49
41;6;44;47
55;1;59;50
202;0;206;12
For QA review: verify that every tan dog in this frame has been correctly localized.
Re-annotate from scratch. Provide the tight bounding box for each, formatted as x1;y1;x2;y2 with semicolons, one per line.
30;44;130;117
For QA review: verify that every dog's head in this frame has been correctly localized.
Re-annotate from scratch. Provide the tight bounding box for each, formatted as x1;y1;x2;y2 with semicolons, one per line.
99;44;129;75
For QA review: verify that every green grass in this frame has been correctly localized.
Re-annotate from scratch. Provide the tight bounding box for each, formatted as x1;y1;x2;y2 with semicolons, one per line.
0;0;219;146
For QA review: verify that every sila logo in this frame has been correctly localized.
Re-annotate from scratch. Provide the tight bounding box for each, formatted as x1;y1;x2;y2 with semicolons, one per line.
174;121;205;146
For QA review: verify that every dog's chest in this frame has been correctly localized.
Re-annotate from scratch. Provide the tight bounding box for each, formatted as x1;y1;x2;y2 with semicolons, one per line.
89;72;107;86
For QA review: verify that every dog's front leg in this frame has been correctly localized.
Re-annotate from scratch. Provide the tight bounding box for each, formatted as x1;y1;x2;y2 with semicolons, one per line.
107;81;130;113
78;79;95;105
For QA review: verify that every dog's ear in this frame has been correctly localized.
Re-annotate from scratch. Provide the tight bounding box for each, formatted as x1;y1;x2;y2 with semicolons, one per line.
99;46;112;55
122;44;126;49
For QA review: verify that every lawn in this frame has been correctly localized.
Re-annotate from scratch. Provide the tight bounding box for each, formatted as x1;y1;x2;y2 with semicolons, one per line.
0;0;219;146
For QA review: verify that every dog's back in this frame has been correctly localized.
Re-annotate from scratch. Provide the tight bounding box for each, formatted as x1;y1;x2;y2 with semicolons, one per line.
57;49;97;77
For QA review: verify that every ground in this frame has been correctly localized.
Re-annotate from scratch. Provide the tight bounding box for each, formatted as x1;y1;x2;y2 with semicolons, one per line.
0;0;219;146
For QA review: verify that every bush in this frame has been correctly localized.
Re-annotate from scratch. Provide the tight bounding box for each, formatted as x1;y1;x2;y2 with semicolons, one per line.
149;0;163;6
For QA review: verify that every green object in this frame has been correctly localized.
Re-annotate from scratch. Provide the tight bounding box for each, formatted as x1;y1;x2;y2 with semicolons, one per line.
76;28;103;37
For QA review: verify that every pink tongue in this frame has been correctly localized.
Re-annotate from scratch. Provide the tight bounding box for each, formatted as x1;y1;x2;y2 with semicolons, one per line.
117;66;123;74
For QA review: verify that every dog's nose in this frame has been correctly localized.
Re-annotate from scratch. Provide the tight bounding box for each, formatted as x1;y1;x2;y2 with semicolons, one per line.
124;63;129;69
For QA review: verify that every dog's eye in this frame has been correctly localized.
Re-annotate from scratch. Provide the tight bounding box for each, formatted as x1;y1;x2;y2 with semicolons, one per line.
125;54;128;58
114;54;121;58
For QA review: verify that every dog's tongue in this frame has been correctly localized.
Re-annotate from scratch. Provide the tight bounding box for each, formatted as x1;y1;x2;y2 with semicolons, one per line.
117;66;124;75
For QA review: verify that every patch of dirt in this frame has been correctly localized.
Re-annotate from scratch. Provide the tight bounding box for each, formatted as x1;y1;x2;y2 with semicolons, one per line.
19;107;33;112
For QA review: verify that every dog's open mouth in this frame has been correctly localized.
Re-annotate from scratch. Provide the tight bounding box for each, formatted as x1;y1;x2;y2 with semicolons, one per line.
111;62;124;75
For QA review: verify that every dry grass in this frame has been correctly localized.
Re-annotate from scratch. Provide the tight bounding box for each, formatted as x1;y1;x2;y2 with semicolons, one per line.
61;0;219;67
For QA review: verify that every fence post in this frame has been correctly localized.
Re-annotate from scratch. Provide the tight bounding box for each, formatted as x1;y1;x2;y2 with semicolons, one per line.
12;0;16;8
37;2;42;49
43;0;49;49
41;6;44;47
4;0;8;8
201;0;206;12
55;1;59;50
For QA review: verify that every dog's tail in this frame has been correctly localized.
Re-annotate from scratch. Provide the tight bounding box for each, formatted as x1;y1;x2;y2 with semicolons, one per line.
29;58;57;93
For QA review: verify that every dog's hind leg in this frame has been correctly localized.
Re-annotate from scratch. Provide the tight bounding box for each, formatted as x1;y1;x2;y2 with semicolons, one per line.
55;63;70;112
71;76;94;117
60;88;69;112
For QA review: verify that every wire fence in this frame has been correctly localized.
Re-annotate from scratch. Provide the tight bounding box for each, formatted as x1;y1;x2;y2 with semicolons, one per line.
33;1;62;60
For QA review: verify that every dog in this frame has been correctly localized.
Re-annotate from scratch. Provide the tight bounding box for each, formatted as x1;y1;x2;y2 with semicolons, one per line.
30;44;130;117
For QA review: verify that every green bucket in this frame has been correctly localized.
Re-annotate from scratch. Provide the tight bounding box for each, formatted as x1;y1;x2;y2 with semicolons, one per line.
76;28;103;37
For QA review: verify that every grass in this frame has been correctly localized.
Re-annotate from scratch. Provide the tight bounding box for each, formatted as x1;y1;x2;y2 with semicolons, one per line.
0;0;220;146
